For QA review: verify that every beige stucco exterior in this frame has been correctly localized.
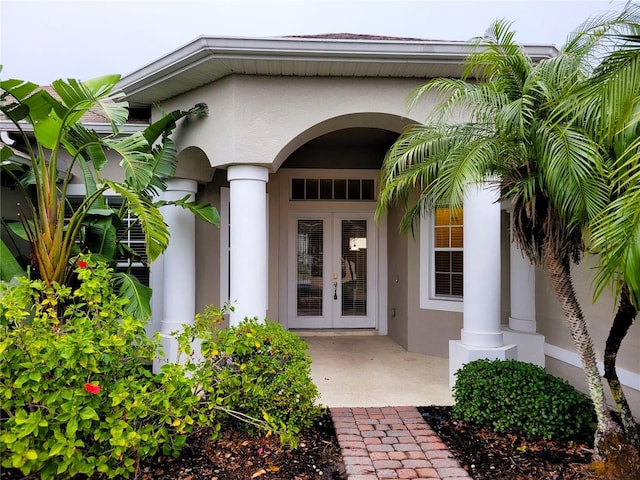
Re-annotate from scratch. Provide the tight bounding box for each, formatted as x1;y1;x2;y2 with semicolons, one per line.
153;69;639;413
2;34;636;417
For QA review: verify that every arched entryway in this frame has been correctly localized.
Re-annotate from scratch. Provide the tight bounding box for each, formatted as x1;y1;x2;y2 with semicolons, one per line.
275;126;398;332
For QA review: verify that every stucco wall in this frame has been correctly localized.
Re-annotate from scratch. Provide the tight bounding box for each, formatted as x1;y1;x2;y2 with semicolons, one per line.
406;224;464;358
386;205;409;348
537;256;640;409
159;75;435;169
194;173;224;317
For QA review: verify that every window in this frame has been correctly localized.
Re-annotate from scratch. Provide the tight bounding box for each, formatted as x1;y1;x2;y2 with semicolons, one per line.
419;206;464;312
433;207;463;297
65;194;149;286
291;178;375;201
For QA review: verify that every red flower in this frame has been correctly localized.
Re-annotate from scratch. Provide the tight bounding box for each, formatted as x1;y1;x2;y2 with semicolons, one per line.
84;383;101;394
78;260;88;269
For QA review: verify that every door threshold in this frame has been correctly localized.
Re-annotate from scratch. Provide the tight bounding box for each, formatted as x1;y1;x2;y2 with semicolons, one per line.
291;329;379;337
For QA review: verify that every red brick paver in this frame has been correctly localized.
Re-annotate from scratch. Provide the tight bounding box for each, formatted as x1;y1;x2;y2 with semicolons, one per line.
331;407;471;480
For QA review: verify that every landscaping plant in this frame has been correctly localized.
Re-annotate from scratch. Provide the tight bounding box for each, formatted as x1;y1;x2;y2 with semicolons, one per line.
0;71;219;319
176;311;324;448
0;257;210;479
376;8;640;456
452;359;596;440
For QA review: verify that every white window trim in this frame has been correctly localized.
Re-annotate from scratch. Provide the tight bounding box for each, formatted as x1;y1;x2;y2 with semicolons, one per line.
419;211;463;312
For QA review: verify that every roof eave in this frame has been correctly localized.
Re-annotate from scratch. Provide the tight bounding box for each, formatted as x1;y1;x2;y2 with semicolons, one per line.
117;35;557;105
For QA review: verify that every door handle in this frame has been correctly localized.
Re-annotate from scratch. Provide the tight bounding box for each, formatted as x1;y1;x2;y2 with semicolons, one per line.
333;280;338;300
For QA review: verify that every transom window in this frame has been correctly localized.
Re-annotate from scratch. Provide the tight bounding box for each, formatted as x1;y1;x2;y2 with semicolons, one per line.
433;207;463;298
291;178;375;201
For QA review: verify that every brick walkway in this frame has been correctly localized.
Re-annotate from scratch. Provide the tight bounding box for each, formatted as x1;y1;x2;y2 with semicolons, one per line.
330;407;471;480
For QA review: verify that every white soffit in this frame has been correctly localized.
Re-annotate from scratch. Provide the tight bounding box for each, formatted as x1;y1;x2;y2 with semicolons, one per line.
118;35;556;106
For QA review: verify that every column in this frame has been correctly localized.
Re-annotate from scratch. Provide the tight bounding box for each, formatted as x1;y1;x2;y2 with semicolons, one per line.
509;242;536;333
227;165;269;326
502;235;545;366
461;182;503;348
449;182;516;386
155;178;197;370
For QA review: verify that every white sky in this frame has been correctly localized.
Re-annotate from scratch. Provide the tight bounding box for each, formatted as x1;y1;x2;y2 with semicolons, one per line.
0;0;629;85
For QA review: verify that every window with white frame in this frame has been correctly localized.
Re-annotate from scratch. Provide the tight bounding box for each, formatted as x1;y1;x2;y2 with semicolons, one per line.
64;193;149;286
420;206;464;311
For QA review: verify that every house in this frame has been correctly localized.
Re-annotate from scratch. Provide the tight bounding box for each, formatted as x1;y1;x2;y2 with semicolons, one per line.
2;34;638;412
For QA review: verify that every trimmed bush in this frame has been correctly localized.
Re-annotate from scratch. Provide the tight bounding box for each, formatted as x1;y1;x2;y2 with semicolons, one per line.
452;359;596;440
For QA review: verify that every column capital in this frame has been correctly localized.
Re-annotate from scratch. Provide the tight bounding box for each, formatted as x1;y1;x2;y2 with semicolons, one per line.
227;164;269;183
164;178;198;194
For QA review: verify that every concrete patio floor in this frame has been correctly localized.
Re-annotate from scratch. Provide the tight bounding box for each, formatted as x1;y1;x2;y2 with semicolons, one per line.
300;333;454;408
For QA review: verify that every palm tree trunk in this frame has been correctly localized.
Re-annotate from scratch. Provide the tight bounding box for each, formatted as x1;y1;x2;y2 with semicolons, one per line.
544;250;619;457
604;285;639;449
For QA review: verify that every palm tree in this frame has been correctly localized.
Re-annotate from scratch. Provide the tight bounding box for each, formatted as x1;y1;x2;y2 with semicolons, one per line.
568;4;640;447
376;20;620;454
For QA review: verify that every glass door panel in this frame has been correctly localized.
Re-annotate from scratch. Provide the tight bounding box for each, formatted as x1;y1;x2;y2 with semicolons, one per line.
341;219;367;316
296;219;323;317
289;213;375;329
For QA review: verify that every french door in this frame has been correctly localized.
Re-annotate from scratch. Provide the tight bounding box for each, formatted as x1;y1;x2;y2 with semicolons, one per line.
288;212;376;329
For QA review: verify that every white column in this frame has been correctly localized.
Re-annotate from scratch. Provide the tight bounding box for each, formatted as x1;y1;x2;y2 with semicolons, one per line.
509;243;536;333
503;235;545;366
155;178;197;370
461;182;503;347
449;182;516;386
227;165;268;326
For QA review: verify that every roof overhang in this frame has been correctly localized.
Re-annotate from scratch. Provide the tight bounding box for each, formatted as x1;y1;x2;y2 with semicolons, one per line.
0;120;146;136
118;35;557;106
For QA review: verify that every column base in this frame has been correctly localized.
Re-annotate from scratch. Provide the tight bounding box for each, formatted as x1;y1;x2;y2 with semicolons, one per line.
449;340;517;388
502;327;545;367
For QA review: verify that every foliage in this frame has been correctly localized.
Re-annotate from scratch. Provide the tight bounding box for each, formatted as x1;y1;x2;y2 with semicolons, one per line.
176;313;323;447
452;359;596;440
375;13;634;448
0;71;219;318
0;257;210;479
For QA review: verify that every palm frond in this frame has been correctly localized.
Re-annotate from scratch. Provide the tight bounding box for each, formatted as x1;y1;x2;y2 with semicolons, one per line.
537;124;609;224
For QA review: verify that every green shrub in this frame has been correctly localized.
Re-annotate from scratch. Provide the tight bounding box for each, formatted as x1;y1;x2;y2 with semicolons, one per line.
180;314;323;446
452;359;596;440
0;257;208;479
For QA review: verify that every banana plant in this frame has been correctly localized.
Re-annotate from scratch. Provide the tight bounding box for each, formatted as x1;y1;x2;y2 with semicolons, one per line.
0;70;218;319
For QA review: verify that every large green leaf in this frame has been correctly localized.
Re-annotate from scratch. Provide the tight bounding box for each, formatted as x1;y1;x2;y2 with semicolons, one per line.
0;146;14;162
52;76;127;129
65;124;109;173
156;195;221;226
0;239;25;282
104;133;154;191
114;272;152;320
32;115;63;150
82;216;118;260
144;137;178;193
0;78;39;102
142;103;208;146
5;220;30;241
22;88;60;122
104;181;169;262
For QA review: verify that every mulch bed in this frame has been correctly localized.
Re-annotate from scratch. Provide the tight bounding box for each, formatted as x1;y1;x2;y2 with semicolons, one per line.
0;406;612;479
418;405;595;479
136;412;345;480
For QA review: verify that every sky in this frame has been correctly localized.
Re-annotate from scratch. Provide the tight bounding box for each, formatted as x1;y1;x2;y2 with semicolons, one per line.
0;0;630;85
